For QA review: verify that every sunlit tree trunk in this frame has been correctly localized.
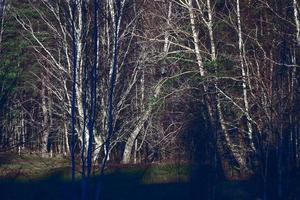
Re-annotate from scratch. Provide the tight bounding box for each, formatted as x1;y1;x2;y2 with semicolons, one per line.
122;0;172;164
236;0;255;151
0;0;5;50
187;0;205;76
293;0;300;45
163;1;172;55
41;75;50;157
122;99;155;164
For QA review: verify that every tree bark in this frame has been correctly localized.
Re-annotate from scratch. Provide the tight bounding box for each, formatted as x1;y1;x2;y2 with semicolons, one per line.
0;0;5;51
237;0;255;151
41;76;50;157
293;0;300;45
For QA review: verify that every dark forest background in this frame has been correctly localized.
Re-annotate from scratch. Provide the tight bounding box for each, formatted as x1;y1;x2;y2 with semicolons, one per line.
0;0;300;199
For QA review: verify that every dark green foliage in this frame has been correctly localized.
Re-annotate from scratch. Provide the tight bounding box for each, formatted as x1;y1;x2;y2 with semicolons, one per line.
0;1;47;99
203;57;235;76
170;52;194;64
0;9;32;95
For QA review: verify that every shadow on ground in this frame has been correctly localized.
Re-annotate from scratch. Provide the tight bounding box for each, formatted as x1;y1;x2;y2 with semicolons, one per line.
0;153;299;200
0;166;265;200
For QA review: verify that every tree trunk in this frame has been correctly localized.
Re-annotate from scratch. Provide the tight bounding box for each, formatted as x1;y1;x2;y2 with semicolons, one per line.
237;0;255;151
122;109;151;164
293;0;300;45
0;0;6;50
41;76;50;157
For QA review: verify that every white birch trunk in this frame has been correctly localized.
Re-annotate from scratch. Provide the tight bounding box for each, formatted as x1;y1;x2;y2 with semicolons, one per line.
163;2;172;54
237;0;255;151
293;0;300;45
122;83;161;164
63;119;70;156
206;0;216;60
190;0;250;171
41;77;50;157
187;0;205;76
0;0;5;50
122;108;152;164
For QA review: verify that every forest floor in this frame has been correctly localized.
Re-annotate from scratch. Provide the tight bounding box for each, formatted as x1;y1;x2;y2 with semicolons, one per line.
0;152;299;200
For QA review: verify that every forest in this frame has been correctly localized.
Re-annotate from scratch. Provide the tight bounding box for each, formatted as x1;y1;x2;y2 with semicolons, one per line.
0;0;300;199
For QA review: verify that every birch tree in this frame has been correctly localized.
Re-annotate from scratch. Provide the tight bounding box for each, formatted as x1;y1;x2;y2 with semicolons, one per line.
0;0;6;50
293;0;300;45
236;0;255;151
121;0;174;164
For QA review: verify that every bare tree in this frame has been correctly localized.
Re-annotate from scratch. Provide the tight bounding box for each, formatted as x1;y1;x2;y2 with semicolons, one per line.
293;0;300;45
0;0;6;50
236;0;255;151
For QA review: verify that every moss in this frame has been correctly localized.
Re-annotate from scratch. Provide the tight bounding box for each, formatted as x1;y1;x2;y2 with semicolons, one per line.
142;163;192;184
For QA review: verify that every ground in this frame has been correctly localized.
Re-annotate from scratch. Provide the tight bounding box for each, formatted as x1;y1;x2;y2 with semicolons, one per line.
0;153;297;200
